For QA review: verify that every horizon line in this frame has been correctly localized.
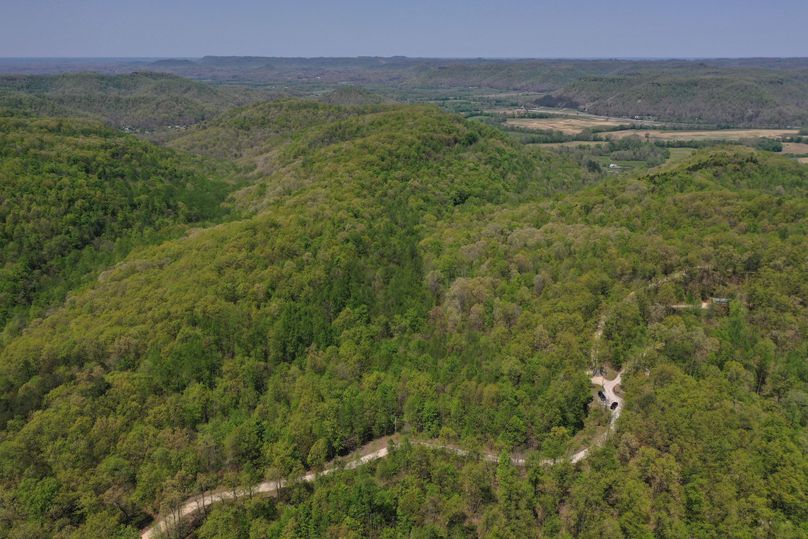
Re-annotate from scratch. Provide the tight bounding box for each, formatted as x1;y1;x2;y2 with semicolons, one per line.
1;55;808;61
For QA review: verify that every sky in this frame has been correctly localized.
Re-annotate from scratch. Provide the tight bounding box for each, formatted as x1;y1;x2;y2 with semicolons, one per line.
2;0;807;58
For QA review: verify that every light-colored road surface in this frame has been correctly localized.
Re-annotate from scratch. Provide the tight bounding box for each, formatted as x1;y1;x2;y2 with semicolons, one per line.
591;371;623;425
142;447;391;539
670;300;710;310
141;374;625;538
143;264;709;538
570;370;623;463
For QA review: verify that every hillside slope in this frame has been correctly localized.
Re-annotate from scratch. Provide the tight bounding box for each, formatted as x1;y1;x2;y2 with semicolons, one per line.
555;68;808;127
0;114;232;334
0;103;594;537
0;103;805;538
0;72;269;129
204;145;808;537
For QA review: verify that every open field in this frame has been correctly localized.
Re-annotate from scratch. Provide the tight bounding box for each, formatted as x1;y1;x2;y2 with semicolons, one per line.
783;142;808;155
505;116;629;134
537;141;607;148
665;147;696;165
503;113;797;141
604;128;799;141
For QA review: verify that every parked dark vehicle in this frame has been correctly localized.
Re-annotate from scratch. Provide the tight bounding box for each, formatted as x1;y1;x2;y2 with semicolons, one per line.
610;402;619;410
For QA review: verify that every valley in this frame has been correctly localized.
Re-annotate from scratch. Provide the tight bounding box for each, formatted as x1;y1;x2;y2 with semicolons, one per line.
0;55;806;538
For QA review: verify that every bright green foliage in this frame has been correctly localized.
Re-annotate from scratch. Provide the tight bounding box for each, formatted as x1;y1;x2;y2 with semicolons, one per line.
0;115;231;332
0;97;806;538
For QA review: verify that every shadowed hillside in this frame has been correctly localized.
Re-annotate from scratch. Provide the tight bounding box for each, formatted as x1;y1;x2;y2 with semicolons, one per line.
554;67;808;127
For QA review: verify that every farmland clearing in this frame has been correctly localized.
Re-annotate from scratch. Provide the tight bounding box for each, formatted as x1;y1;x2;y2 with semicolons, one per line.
783;142;808;155
504;110;799;141
603;128;799;141
505;116;629;134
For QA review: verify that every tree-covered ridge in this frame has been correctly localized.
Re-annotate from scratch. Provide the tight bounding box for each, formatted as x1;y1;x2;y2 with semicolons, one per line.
168;100;595;213
0;104;590;537
0;100;806;538
166;99;386;161
0;72;268;130
651;146;808;195
318;86;391;106
0;115;232;334
555;68;808;127
193;146;808;537
168;143;807;538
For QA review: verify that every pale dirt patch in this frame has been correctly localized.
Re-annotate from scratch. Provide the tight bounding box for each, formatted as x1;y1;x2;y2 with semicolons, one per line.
798;157;808;164
506;117;627;134
537;141;607;148
782;142;808;155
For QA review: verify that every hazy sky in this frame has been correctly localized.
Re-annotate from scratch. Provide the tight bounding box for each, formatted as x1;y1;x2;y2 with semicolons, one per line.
2;0;807;58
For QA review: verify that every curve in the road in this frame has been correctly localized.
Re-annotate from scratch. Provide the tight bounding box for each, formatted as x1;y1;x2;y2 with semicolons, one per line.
142;377;625;538
142;264;709;538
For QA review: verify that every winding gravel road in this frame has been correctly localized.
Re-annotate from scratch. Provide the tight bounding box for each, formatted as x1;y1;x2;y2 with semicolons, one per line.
142;447;392;538
141;372;625;538
142;263;704;538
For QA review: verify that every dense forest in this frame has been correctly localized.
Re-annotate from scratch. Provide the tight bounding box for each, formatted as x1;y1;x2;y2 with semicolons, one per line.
0;85;806;539
554;68;808;127
0;73;269;130
0;113;234;336
3;58;808;128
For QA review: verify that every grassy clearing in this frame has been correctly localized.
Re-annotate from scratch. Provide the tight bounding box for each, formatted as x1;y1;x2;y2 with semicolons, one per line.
665;147;696;165
605;128;799;141
536;141;607;149
505;116;627;134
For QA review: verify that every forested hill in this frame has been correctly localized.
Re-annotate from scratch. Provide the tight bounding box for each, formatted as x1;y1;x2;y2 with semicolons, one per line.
165;99;374;161
0;100;806;537
0;72;269;130
0;102;593;536
554;68;808;127
3;58;808;128
0;114;233;335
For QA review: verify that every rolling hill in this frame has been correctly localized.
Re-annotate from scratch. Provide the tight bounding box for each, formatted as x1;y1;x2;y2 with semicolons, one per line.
553;67;808;127
0;72;270;130
0;99;806;538
4;58;808;128
0;113;233;337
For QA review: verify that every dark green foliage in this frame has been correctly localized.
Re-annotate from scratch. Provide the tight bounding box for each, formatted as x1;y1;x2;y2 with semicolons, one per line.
0;115;231;331
0;72;268;129
557;68;808;127
755;137;784;152
0;97;806;538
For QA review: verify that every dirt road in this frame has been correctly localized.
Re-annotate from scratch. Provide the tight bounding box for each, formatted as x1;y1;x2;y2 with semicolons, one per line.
141;445;392;539
142;372;625;538
143;265;707;538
